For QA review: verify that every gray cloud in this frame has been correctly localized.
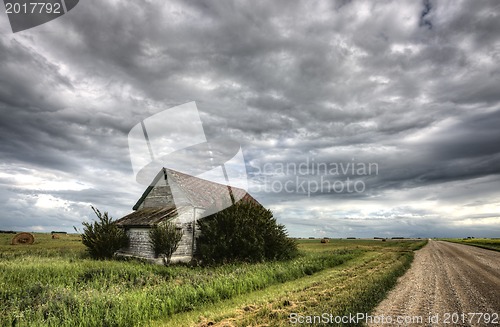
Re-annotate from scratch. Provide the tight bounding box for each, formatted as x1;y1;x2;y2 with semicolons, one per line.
0;0;499;237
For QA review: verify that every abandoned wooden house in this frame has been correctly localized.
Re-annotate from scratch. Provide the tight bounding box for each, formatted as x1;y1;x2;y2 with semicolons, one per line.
114;168;260;263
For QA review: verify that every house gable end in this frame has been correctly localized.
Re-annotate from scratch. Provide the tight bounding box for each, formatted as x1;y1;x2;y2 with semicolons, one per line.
133;168;185;210
131;168;262;212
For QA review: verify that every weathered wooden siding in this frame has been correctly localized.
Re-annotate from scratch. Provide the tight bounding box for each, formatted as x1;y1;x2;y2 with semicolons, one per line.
117;208;204;263
140;177;175;209
137;172;193;209
169;209;192;260
167;174;192;207
122;227;155;258
170;208;204;260
191;208;204;255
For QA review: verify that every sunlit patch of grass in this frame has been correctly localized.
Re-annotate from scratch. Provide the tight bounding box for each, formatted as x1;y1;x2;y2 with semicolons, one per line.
0;233;86;259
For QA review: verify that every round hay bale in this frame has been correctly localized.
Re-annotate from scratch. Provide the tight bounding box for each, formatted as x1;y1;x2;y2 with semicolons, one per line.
51;233;60;239
11;232;35;245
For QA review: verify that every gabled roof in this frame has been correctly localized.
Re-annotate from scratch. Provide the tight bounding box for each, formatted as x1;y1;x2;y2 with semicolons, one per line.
117;168;261;227
132;168;259;211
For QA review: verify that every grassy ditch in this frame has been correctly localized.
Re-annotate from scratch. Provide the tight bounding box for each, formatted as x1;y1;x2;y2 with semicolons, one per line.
164;239;427;326
1;233;359;327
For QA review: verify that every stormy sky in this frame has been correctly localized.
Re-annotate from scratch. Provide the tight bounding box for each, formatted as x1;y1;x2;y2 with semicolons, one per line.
1;0;499;238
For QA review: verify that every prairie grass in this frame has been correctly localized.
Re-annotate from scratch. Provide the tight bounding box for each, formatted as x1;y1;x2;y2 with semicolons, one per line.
1;233;362;326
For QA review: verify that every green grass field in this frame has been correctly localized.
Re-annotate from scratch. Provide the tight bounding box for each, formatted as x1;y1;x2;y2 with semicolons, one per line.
442;238;500;251
0;233;426;326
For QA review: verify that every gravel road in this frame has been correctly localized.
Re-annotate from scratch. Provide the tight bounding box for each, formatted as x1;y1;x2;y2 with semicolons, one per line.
369;240;500;326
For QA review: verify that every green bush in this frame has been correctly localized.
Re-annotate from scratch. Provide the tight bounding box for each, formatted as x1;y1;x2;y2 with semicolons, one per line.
196;201;298;264
80;206;129;259
149;221;183;264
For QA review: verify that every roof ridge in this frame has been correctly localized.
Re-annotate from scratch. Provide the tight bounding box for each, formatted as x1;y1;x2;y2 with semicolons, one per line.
164;167;246;193
133;167;250;210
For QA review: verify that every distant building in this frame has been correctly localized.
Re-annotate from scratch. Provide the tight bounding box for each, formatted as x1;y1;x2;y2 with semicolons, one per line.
114;168;260;263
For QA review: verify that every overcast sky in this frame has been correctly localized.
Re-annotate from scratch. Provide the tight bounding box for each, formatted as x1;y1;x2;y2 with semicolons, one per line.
1;0;499;238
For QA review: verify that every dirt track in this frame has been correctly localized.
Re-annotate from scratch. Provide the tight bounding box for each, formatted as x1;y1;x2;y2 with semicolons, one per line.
369;240;500;326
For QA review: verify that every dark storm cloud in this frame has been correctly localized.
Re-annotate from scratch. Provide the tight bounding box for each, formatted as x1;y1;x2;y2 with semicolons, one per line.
370;108;500;192
0;0;499;236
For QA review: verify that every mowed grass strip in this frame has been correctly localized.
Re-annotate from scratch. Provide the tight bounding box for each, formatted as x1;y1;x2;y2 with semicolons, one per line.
167;240;427;327
0;234;359;327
